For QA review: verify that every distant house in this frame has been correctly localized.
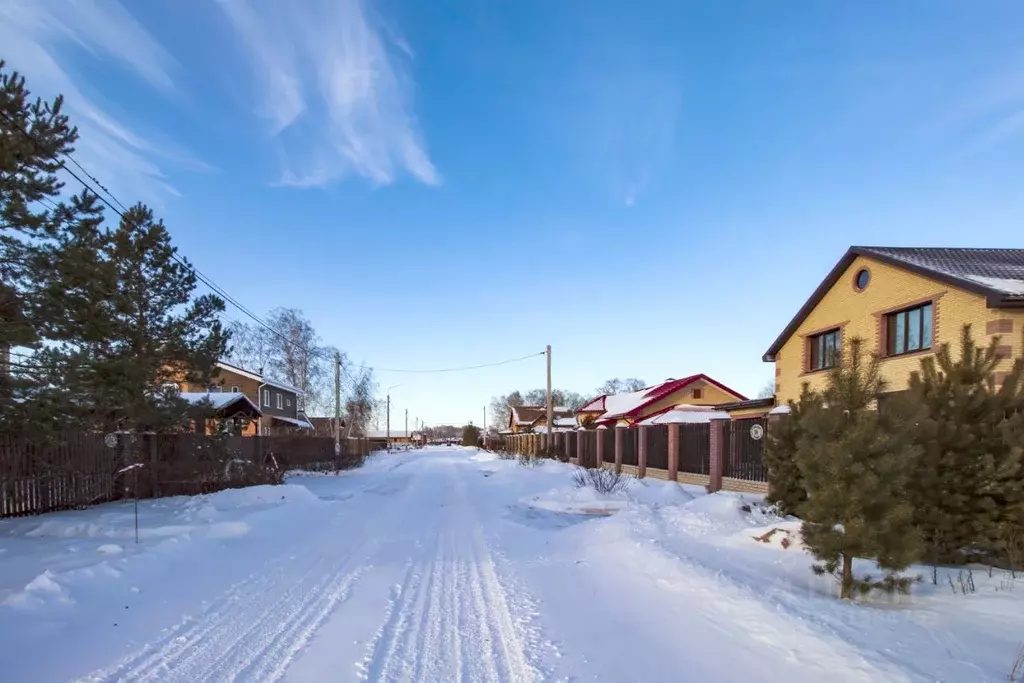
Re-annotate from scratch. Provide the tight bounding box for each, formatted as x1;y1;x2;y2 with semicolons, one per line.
168;360;313;436
364;429;412;445
507;406;575;434
764;247;1024;405
577;374;746;428
309;417;346;438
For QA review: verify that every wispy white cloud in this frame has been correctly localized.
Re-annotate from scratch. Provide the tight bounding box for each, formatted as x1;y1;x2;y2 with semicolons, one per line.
927;57;1024;156
0;0;210;202
216;0;440;188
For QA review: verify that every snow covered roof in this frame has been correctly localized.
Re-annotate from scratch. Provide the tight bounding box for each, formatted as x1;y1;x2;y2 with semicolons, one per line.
261;376;304;396
769;404;791;415
510;405;574;426
179;392;260;414
596;375;745;421
270;415;314;429
553;416;578;428
364;429;412;439
637;406;730;425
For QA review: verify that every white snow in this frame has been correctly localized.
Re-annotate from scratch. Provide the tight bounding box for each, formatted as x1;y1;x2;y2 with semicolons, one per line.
966;275;1024;295
178;391;259;411
638;406;730;424
0;447;1020;682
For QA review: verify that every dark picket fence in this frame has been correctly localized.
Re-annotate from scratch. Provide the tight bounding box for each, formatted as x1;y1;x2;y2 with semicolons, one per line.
0;431;368;518
724;418;769;482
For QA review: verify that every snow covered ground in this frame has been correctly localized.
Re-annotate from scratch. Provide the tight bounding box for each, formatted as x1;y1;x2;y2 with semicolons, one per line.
1;447;1021;682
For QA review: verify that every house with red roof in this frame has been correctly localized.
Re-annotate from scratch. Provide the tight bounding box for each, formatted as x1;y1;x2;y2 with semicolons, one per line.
576;375;746;428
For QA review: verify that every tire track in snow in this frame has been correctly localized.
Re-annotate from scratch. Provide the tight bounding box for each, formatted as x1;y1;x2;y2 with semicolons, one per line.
78;459;426;683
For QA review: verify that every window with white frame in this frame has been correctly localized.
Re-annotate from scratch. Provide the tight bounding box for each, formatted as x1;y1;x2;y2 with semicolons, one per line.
231;386;240;393
276;393;283;409
263;389;270;406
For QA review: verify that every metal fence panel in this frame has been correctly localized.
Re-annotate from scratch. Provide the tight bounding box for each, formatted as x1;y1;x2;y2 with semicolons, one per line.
680;423;710;475
646;425;669;470
725;418;768;482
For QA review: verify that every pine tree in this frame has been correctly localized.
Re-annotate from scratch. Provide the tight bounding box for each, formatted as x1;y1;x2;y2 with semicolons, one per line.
905;327;1024;566
764;387;812;515
0;62;110;428
51;204;230;432
794;339;922;599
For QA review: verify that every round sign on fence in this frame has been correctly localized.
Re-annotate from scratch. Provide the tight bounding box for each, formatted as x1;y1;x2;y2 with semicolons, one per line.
749;423;765;441
104;433;118;448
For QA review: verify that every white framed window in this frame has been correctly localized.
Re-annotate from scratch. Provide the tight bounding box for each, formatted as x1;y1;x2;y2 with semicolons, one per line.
286;398;291;407
276;394;283;409
231;386;240;393
263;389;270;406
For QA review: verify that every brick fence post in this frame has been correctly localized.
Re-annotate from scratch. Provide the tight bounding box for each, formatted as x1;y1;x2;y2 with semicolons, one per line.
709;418;728;492
576;429;584;464
595;429;604;468
565;433;572;461
637;425;648;479
614;426;624;473
667;423;679;482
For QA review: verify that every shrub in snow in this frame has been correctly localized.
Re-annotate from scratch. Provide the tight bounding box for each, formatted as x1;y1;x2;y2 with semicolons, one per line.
903;326;1024;569
571;466;630;495
792;339;922;599
517;453;543;467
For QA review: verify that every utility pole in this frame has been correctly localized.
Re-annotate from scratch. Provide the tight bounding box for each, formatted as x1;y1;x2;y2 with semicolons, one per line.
546;344;553;454
405;408;408;440
483;405;487;433
386;393;391;452
333;352;341;456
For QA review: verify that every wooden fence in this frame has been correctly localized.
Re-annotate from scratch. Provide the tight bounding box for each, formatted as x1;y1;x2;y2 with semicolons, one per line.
501;418;769;493
0;432;372;518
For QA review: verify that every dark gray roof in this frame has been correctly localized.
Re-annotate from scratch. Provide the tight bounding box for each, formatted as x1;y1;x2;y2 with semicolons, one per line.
763;246;1024;361
857;247;1024;297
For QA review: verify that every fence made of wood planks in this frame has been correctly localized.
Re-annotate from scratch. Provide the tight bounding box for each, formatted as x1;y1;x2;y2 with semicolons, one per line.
0;432;371;518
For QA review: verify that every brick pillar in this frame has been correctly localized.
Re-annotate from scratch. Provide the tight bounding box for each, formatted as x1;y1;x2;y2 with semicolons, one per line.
637;426;648;479
667;423;680;482
614;426;624;473
709;418;728;493
576;430;584;464
565;433;572;460
595;429;604;468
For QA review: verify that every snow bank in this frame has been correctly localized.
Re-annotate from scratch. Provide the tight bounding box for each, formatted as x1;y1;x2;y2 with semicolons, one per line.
526;485;628;515
195;484;321;510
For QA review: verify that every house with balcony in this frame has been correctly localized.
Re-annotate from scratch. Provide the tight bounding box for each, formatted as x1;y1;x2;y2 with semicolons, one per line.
170;360;313;435
763;247;1024;403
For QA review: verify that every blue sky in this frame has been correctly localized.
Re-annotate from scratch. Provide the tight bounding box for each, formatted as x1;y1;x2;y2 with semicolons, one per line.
3;1;1024;427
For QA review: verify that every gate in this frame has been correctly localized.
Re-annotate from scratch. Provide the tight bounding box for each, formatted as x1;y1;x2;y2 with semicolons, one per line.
725;418;768;482
600;428;615;464
680;423;710;475
620;428;638;467
579;431;598;468
645;425;669;470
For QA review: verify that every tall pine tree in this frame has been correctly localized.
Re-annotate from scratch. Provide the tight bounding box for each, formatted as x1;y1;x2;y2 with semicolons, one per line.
794;339;922;599
904;326;1024;565
41;204;230;432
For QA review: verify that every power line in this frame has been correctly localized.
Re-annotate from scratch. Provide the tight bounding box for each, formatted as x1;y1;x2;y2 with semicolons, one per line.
1;109;546;377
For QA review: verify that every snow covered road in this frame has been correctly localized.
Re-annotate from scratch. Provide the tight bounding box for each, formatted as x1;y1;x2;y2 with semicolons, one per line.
2;447;1021;682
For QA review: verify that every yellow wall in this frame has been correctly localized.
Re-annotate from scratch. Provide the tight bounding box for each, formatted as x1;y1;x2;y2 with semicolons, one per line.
726;406;772;419
774;255;1024;403
625;380;744;424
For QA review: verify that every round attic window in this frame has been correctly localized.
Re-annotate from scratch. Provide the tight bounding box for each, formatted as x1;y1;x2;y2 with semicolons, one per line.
854;268;870;291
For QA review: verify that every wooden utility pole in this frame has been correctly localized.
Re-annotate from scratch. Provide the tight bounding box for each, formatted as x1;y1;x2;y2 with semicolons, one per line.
333;351;341;455
546;344;553;454
386;394;391;451
405;408;408;439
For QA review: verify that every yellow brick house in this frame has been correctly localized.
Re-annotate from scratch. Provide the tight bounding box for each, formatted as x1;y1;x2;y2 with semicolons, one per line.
763;247;1024;403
